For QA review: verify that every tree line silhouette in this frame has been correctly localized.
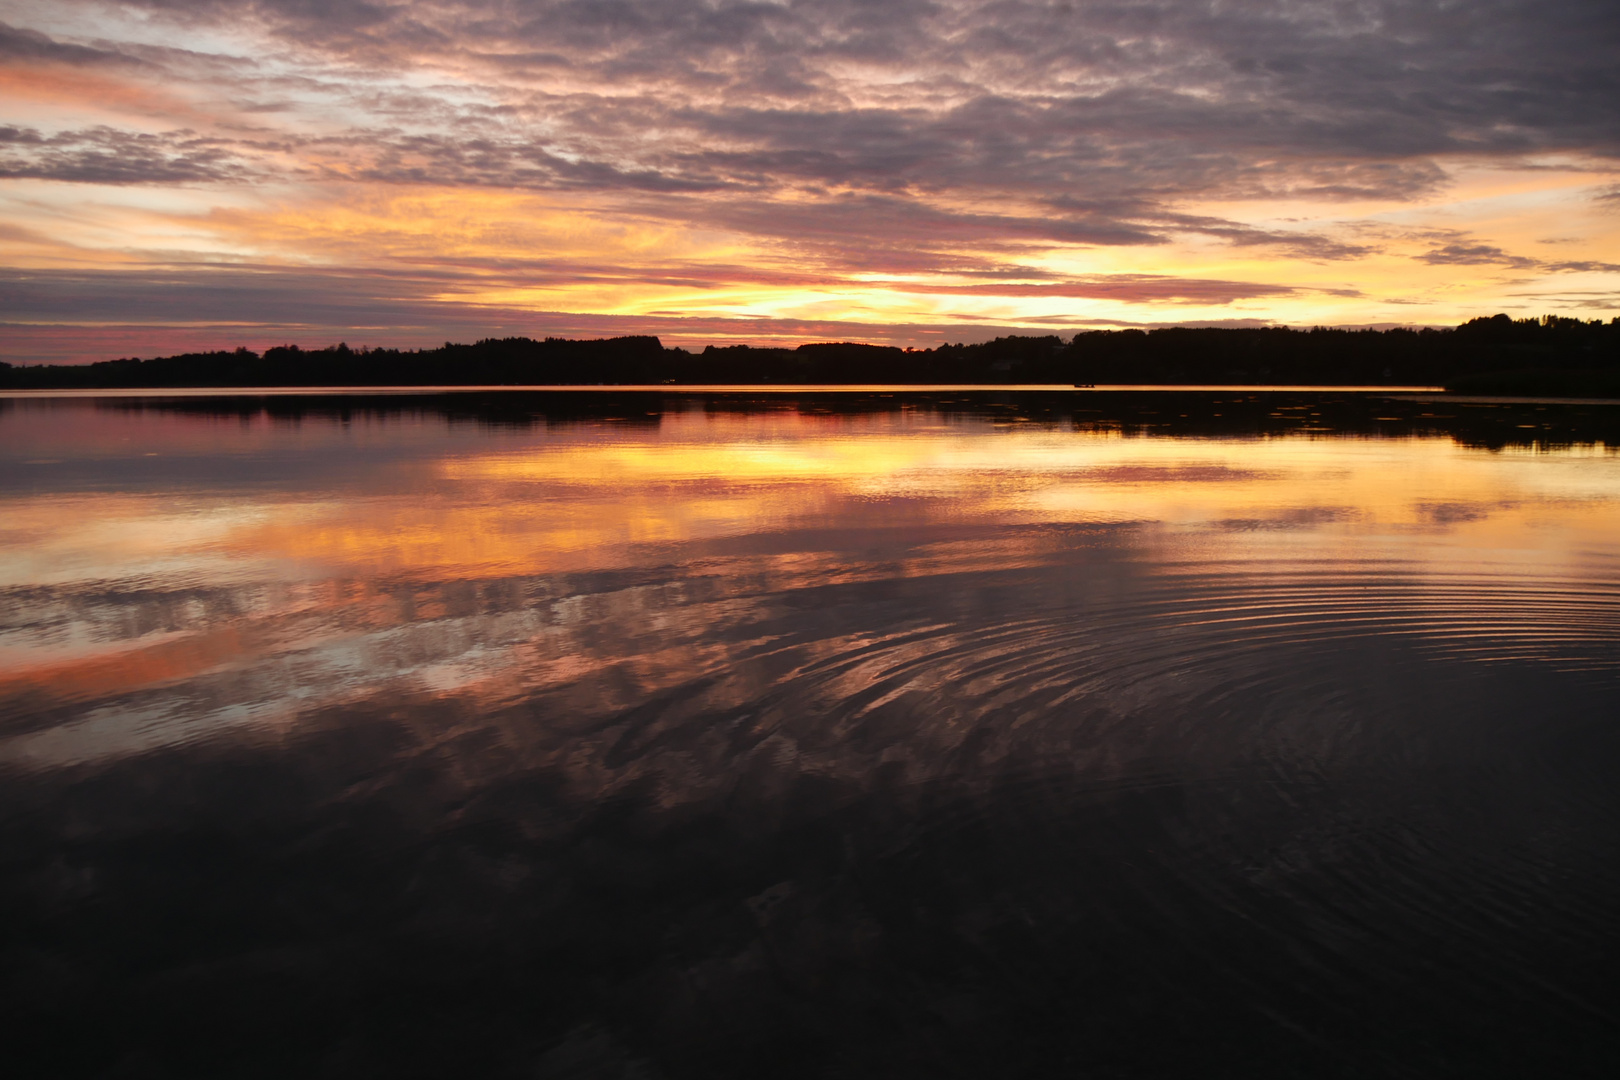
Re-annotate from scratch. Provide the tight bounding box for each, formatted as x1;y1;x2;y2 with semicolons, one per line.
3;315;1616;393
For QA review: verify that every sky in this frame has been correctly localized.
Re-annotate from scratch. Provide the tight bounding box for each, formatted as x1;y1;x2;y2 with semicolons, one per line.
2;0;1618;363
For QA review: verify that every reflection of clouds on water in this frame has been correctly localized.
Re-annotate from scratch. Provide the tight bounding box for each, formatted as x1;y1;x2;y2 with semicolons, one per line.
5;538;1620;776
4;399;1620;1074
4;404;1620;772
1214;506;1363;530
1414;500;1494;525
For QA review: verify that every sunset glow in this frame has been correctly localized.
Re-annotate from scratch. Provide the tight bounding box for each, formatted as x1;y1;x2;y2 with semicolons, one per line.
3;2;1619;362
6;401;1619;766
8;405;1617;588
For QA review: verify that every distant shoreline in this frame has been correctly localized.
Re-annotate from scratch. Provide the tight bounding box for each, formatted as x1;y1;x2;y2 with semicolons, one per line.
2;315;1615;396
1;383;1454;399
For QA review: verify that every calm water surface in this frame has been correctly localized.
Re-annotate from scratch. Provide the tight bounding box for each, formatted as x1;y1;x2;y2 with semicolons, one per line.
3;392;1620;1077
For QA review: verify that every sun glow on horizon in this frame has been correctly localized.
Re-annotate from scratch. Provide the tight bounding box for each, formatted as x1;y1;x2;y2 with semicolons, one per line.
2;2;1617;361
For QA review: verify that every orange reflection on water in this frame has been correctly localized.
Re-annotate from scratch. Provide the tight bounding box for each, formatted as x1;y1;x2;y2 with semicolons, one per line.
6;410;1619;589
7;412;1618;587
0;628;250;705
4;405;1620;767
218;419;1620;578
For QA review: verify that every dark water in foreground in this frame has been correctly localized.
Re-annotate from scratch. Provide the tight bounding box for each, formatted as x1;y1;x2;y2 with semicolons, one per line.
3;390;1620;1078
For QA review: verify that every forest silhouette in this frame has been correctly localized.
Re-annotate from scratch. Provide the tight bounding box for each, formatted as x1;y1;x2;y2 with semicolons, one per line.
3;315;1617;394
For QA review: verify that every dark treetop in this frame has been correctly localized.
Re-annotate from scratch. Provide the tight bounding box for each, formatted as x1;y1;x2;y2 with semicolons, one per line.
3;315;1618;393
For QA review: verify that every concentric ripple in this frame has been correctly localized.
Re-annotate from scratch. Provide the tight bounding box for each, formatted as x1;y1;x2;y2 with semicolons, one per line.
4;396;1620;1076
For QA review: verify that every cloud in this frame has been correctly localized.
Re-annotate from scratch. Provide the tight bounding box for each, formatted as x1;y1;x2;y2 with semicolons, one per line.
0;125;260;184
1543;260;1620;274
118;1;1619;161
0;262;1349;363
892;275;1303;305
1413;233;1620;275
0;20;138;66
1417;243;1539;270
1503;289;1620;311
3;0;1618;350
0;264;1311;325
15;1;1618;251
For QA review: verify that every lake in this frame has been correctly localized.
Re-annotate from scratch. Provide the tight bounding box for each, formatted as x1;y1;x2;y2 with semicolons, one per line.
4;389;1620;1077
